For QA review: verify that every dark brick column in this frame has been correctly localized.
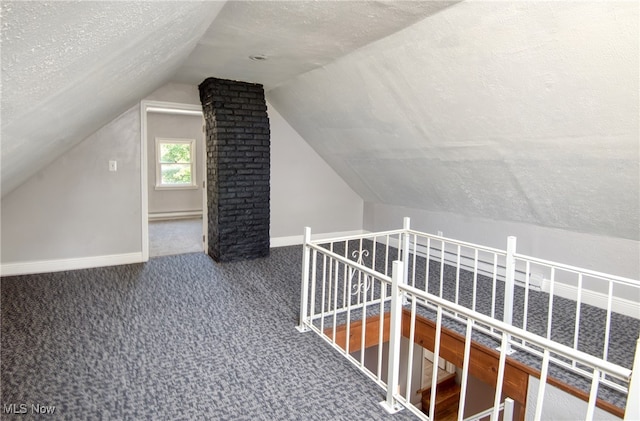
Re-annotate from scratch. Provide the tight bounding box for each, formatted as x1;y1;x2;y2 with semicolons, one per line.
198;77;270;262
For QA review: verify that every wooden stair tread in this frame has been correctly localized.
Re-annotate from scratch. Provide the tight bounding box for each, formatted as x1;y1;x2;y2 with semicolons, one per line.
437;372;457;388
417;371;456;394
433;404;460;421
422;380;461;420
423;383;461;405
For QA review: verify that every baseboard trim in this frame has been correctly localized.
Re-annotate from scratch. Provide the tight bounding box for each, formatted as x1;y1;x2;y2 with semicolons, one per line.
271;230;367;248
148;211;202;221
1;252;144;277
541;279;639;319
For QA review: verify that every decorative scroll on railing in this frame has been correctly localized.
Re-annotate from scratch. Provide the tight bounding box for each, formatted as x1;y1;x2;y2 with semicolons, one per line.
297;218;639;421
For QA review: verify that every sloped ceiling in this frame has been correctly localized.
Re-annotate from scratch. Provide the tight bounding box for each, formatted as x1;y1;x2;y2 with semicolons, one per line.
1;0;455;198
172;0;459;89
2;1;638;241
268;1;639;240
1;1;226;196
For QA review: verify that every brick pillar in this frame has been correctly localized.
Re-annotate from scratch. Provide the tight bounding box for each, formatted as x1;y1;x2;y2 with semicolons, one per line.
198;77;270;262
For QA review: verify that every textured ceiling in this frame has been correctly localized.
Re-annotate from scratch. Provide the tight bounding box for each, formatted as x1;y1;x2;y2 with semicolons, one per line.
1;1;225;196
268;1;639;240
1;0;456;197
172;1;459;90
2;0;638;242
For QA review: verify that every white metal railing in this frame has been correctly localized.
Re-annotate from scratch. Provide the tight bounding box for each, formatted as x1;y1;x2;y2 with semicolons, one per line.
464;398;514;421
297;220;640;420
299;218;640;393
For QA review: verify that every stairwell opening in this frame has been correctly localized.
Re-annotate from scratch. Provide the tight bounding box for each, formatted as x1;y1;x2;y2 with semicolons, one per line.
355;340;510;420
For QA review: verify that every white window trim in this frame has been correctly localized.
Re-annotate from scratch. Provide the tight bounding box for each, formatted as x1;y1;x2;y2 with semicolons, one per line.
155;137;197;190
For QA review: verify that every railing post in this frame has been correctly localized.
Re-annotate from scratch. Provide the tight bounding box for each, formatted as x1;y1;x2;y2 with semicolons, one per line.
296;227;312;333
402;217;410;305
625;338;640;420
402;217;411;276
503;397;515;421
503;236;517;354
379;260;404;414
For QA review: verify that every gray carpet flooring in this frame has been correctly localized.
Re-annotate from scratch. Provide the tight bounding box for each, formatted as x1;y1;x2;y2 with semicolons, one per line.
2;241;636;419
1;247;419;420
148;218;203;257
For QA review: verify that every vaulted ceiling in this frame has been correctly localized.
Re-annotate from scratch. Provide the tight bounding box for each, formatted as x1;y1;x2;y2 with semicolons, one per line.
1;1;225;195
2;1;638;240
172;1;459;90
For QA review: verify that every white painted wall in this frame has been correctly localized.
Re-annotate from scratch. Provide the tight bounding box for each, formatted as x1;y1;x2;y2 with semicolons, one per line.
269;101;364;244
0;81;364;273
147;113;203;215
1;106;142;267
526;376;620;420
144;82;201;106
1;83;203;272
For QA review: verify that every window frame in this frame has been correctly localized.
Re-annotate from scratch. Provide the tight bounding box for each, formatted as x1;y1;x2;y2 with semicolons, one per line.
155;137;197;190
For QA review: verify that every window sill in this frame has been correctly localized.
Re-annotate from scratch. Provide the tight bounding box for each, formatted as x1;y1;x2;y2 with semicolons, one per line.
154;185;199;191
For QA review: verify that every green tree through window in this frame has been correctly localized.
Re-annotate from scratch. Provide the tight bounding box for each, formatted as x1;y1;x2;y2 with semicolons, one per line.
156;139;195;187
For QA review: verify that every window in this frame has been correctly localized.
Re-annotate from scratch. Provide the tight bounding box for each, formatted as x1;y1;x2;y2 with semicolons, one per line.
155;138;197;189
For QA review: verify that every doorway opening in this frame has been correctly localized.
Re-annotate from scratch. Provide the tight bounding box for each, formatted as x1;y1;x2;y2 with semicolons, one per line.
141;100;207;260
